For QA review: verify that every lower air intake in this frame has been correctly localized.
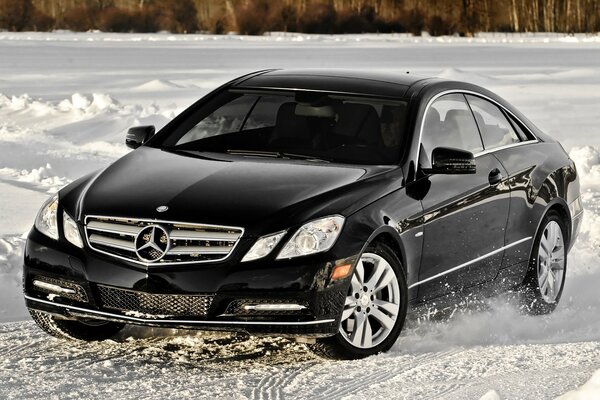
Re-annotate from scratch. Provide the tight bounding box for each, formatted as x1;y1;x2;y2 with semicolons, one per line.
98;285;213;317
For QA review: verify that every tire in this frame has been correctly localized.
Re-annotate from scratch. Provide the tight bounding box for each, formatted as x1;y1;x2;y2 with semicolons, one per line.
28;309;125;341
309;242;408;360
520;210;568;315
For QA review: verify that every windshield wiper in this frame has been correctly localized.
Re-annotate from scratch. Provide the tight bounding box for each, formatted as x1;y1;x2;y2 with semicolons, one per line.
226;149;330;163
162;147;220;161
226;149;282;158
280;152;331;163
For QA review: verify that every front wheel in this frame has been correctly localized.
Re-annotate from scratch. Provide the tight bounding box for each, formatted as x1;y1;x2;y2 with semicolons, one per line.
309;242;408;359
520;210;568;315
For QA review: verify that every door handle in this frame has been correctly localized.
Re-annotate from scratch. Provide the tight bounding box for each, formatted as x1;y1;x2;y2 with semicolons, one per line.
488;168;503;185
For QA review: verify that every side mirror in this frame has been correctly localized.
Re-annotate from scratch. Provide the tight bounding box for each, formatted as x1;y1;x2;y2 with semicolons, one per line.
426;147;476;174
126;125;155;149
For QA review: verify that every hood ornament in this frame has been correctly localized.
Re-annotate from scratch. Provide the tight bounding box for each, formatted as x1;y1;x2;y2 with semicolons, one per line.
156;205;168;213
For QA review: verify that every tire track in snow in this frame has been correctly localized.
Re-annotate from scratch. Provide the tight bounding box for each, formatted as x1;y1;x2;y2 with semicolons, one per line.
250;362;319;400
427;382;464;399
310;349;461;400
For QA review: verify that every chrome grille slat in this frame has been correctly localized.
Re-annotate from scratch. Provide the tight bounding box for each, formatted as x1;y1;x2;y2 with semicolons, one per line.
87;221;142;236
169;230;241;241
168;246;232;255
88;234;136;252
84;215;244;265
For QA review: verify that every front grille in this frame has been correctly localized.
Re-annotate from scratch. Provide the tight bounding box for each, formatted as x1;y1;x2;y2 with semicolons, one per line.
84;216;243;265
32;276;88;303
98;285;214;317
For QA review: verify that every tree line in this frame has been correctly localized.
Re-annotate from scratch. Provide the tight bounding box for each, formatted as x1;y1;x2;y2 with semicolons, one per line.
1;0;598;35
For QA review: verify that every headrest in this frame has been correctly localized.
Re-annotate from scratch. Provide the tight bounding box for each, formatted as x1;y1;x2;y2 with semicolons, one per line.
445;109;474;125
334;103;380;138
425;108;441;125
295;103;335;118
273;102;310;140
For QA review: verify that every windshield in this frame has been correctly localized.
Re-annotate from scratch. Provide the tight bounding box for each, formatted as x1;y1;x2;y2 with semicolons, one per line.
157;90;408;165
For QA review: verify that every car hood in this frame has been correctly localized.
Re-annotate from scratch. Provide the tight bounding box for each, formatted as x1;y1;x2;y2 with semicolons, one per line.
66;147;397;236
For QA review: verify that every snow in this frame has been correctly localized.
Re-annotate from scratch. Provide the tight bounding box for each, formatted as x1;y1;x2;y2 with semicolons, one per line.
0;32;599;398
558;369;600;400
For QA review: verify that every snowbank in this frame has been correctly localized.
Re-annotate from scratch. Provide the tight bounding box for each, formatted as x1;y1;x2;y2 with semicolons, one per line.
570;146;600;189
0;164;69;194
0;235;27;321
0;92;169;123
570;147;600;250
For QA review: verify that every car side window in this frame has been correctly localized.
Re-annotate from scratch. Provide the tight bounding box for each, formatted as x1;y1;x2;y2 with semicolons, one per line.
421;93;483;167
466;95;520;150
507;113;533;141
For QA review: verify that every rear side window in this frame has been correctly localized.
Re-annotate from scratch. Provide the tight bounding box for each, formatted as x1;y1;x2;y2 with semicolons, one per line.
421;93;483;165
466;95;520;150
507;114;533;141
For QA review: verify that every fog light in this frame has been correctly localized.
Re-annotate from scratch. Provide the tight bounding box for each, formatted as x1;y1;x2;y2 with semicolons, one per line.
33;280;76;295
243;304;306;311
331;264;353;280
31;276;88;303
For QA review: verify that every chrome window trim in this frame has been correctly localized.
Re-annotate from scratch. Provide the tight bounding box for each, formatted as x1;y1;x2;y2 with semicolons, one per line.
473;139;538;158
83;215;245;267
24;295;334;326
416;89;539;168
408;236;532;289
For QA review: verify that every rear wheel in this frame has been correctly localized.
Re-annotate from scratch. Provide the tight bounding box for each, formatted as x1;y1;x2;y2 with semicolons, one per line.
309;242;408;359
520;211;567;315
29;309;124;341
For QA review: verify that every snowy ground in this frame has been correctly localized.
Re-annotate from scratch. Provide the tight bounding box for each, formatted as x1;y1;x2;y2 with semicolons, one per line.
0;32;599;399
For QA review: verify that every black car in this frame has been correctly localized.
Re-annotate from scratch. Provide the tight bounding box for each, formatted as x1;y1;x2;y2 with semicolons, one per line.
24;69;582;359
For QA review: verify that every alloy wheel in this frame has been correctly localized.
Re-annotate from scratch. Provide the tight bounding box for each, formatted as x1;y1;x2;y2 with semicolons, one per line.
537;220;565;303
339;252;401;349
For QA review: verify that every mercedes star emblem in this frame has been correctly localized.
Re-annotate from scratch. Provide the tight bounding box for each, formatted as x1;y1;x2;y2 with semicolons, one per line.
135;225;169;262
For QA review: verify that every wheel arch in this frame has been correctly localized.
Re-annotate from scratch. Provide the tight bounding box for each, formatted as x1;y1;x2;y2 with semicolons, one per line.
361;225;408;276
529;197;571;262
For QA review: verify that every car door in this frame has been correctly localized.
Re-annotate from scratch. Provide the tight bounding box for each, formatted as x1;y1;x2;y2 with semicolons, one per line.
413;93;511;302
464;94;540;271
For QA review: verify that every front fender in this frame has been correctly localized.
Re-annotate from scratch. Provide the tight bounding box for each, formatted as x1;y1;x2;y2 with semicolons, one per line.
332;188;423;300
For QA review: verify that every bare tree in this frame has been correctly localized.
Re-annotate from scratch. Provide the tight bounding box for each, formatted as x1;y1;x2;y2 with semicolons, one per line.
0;0;33;30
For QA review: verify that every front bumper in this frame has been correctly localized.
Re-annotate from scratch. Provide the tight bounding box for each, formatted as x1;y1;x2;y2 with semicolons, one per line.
23;228;356;338
25;295;338;336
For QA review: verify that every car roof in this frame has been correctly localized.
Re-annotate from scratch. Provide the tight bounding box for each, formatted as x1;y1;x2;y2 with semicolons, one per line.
233;69;437;99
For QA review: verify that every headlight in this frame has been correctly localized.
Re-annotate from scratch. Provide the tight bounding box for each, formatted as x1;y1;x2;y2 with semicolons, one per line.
34;195;59;240
277;216;344;259
241;231;287;262
63;211;83;248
